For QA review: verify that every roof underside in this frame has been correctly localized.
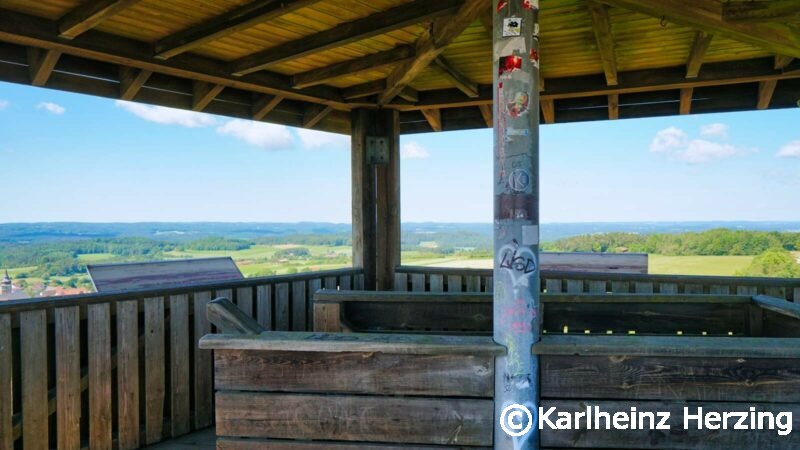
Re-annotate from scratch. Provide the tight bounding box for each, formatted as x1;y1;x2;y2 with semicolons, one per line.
0;0;798;134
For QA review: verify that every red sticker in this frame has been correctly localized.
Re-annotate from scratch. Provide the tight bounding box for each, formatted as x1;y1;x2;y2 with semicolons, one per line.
523;0;539;9
497;0;508;12
529;48;539;63
499;55;523;76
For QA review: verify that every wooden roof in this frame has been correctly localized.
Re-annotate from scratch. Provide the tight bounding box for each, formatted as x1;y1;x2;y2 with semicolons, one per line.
0;0;798;134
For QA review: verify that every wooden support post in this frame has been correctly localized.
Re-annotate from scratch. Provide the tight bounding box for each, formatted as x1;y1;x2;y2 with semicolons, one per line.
680;87;694;115
351;109;400;290
207;298;266;334
493;2;540;449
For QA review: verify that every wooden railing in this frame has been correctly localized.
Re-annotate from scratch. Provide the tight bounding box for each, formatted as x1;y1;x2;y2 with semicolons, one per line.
395;266;800;301
0;268;362;450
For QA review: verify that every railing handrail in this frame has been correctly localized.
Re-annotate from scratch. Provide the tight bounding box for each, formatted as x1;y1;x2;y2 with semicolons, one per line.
0;267;362;314
396;265;800;287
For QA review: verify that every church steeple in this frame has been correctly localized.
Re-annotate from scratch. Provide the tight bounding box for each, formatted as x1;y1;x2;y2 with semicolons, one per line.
0;270;11;295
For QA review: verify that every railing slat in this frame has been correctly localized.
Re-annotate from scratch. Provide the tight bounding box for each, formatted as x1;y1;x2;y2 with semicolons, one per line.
292;281;307;331
659;282;678;294
685;283;704;294
546;279;562;294
588;280;606;294
21;310;48;450
710;285;730;295
610;281;630;293
236;287;253;317
169;294;191;438
307;279;322;330
430;274;444;293
88;303;112;450
634;282;654;294
566;280;584;294
411;274;425;292
466;275;481;292
256;285;273;331
145;297;166;443
324;276;337;290
0;314;12;450
394;273;408;292
447;275;462;293
193;292;213;429
275;284;290;331
117;301;140;450
340;275;352;290
55;307;80;450
737;286;758;296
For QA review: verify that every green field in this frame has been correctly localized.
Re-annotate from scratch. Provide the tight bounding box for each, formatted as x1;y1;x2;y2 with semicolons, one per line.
648;255;754;276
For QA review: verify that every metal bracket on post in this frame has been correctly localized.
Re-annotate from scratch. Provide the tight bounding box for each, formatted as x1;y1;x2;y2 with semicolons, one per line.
366;136;390;165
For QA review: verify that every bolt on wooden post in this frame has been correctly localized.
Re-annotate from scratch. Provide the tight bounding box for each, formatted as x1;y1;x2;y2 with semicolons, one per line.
492;0;541;448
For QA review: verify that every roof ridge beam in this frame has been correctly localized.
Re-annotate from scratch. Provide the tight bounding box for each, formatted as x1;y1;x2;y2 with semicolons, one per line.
230;0;463;76
59;0;143;39
155;0;322;60
292;45;415;89
597;0;800;59
588;1;619;86
686;31;713;78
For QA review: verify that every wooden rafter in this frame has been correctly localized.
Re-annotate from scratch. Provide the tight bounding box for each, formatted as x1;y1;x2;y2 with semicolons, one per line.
378;0;486;105
479;9;493;36
58;0;143;39
293;46;414;89
679;87;693;114
420;108;442;132
230;0;462;76
478;104;492;128
397;87;419;103
343;80;386;99
154;0;321;60
722;1;800;23
541;99;555;124
432;56;479;98
757;80;778;110
598;0;800;59
118;67;151;101
27;48;61;86
608;93;619;119
192;82;224;111
252;94;285;121
302;104;334;128
775;55;795;70
587;1;618;86
686;31;713;78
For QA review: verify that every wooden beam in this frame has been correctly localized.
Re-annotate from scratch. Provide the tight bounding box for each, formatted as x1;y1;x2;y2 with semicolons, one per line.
587;1;618;86
598;0;800;59
608;93;619;119
775;55;795;70
686;31;713;78
293;46;414;89
397;87;419;103
207;298;265;335
342;80;385;100
118;67;151;100
432;56;479;97
230;0;462;76
58;0;142;39
252;94;284;120
757;79;778;110
27;48;61;86
303;104;333;128
679;87;693;114
420;108;442;132
192;81;224;111
722;1;800;23
478;104;492;128
479;9;493;36
154;0;322;60
541;99;555;124
378;0;486;104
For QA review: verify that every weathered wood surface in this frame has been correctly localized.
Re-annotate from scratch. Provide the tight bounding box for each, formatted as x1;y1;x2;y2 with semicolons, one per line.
20;310;48;449
200;332;503;356
169;294;191;438
88;303;112;450
540;399;800;449
117;300;140;450
193;291;214;429
55;307;81;450
343;301;492;334
542;355;800;402
216;392;493;446
217;438;490;449
0;314;12;450
214;350;493;397
145;296;165;444
754;295;800;320
762;309;800;337
87;257;243;292
207;297;265;335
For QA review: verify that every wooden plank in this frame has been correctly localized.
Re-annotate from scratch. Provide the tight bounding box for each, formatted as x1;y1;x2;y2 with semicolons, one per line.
324;277;338;290
307;278;322;330
466;275;481;292
118;66;151;100
710;284;731;295
58;0;143;39
313;290;490;303
540;252;648;273
292;281;307;331
217;438;485;449
302;104;333;129
420;108;442;132
193;291;213;429
478;104;492;128
87;257;242;293
293;46;414;89
88;303;112;450
0;315;11;450
607;93;619;119
748;304;764;337
411;273;425;292
686;31;713;78
256;285;272;330
252;94;284;121
20;310;48;450
680;87;694;114
566;280;584;294
757;79;778;109
27;47;60;86
54;307;80;450
117;300;140;450
587;1;618;86
231;0;461;75
546;279;563;293
312;303;342;332
765;286;787;299
541;99;555;123
432;56;479;97
274;283;290;331
430;274;444;293
169;294;191;438
634;282;653;294
776;55;795;70
660;282;678;294
339;275;351;290
737;285;759;296
762;309;800;337
154;0;323;59
192;81;224;111
446;275;462;293
753;295;800;320
588;280;606;294
541;354;800;402
722;1;800;22
795;287;800;303
208;298;265;334
236;286;253;317
214;350;494;397
685;283;704;294
216;392;493;446
393;272;408;291
540;399;800;449
610;281;629;293
144;297;165;444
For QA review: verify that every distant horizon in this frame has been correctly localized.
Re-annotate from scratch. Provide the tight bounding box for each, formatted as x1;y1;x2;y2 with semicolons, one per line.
2;220;800;225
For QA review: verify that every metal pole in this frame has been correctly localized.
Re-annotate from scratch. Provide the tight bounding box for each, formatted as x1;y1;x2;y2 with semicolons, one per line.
492;0;541;449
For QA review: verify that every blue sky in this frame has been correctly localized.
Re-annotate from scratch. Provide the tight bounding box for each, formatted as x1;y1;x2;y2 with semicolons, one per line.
0;81;798;223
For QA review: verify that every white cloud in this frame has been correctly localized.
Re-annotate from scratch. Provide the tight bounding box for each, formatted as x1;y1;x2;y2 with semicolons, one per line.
401;141;430;160
115;100;215;128
37;102;65;115
296;128;349;149
0;100;8;111
216;119;293;150
700;122;729;139
650;126;746;164
777;140;800;158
